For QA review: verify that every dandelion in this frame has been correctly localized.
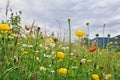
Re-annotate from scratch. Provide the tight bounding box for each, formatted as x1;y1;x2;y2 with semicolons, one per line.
92;74;99;80
57;68;68;75
0;24;11;32
75;30;85;37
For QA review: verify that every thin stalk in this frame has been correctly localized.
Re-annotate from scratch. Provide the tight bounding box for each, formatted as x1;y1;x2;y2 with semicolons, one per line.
65;19;72;79
103;24;105;49
87;25;90;48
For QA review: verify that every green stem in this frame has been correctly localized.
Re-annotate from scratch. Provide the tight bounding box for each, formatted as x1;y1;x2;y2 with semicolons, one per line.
66;19;72;79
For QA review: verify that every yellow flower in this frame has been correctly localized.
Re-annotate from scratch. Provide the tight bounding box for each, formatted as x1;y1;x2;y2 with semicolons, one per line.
75;30;85;37
109;42;113;44
92;74;99;80
106;74;112;77
105;74;112;80
22;51;28;55
45;38;54;43
0;24;11;32
57;68;68;75
115;42;118;44
55;52;65;59
26;34;32;39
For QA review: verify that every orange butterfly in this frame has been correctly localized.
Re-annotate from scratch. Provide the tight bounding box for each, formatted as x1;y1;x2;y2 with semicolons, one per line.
25;25;30;30
89;45;97;52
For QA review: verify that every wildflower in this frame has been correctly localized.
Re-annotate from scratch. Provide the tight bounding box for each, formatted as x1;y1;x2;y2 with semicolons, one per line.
25;25;30;30
115;42;118;44
0;24;10;32
92;74;99;80
75;30;85;37
89;45;97;52
55;52;65;59
109;42;113;44
39;44;44;48
80;58;87;65
45;38;55;48
104;74;112;80
14;56;19;63
26;34;32;39
34;53;39;57
45;38;54;43
23;51;28;54
40;66;47;71
57;68;68;75
87;60;92;62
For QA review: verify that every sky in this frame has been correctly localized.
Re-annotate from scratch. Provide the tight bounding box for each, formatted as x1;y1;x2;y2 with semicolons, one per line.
0;0;120;39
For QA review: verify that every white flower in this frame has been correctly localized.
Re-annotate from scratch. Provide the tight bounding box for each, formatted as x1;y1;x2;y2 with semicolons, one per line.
40;66;47;71
80;59;87;64
44;54;51;58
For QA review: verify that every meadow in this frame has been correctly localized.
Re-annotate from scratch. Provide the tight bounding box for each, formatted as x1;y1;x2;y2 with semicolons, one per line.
0;10;120;80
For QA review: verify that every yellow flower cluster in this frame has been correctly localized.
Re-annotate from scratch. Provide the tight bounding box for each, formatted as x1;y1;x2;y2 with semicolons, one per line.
92;74;99;80
0;24;11;32
57;68;68;75
75;30;85;37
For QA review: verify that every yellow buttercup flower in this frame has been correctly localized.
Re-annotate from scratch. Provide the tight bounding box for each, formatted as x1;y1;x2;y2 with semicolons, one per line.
55;52;65;59
57;68;68;75
0;24;11;32
92;74;99;80
75;30;85;37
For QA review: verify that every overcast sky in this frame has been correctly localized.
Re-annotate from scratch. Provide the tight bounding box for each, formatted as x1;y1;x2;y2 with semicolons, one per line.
0;0;120;39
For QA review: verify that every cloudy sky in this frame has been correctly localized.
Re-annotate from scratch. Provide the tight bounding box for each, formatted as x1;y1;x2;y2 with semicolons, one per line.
0;0;120;39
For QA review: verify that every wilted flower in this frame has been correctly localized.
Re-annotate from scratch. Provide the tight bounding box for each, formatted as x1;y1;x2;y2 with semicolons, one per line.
92;74;99;80
75;30;85;37
25;25;30;30
57;68;68;75
31;73;37;80
89;45;97;52
0;24;11;32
